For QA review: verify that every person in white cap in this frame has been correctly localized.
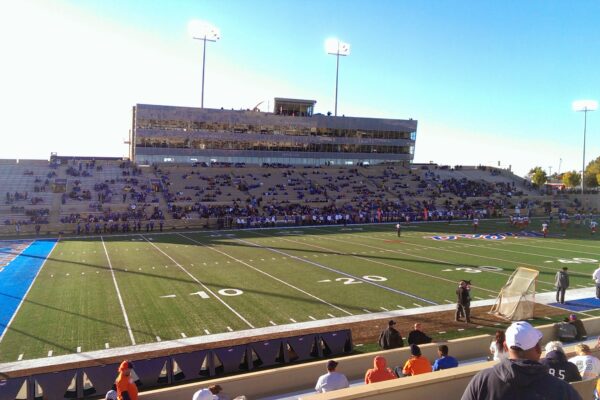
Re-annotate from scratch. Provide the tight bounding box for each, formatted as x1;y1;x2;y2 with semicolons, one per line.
461;321;582;400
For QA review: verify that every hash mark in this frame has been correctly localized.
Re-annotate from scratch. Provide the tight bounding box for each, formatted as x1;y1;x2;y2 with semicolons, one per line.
48;350;53;357
77;346;81;353
227;326;233;332
438;331;446;334
269;321;277;326
444;300;453;304
156;336;161;342
290;318;297;323
204;329;211;335
181;333;187;338
327;313;335;318
308;316;317;321
380;307;389;311
413;303;423;307
105;343;109;349
17;354;23;361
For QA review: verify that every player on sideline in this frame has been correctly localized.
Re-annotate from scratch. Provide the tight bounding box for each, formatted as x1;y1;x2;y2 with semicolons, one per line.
473;218;479;233
542;222;549;238
591;220;597;235
396;222;401;237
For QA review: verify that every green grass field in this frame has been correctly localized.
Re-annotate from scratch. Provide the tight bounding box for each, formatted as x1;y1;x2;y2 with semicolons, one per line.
1;219;599;362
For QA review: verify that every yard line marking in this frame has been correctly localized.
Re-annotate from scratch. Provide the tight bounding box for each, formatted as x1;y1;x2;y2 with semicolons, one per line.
48;350;53;357
17;354;23;361
77;346;81;353
156;336;161;342
179;234;353;317
227;326;233;332
101;236;136;345
204;329;211;335
181;333;187;338
380;307;389;311
0;239;59;343
237;237;436;306
269;321;277;326
327;313;335;318
105;343;110;349
290;318;297;323
308;316;317;321
142;235;255;329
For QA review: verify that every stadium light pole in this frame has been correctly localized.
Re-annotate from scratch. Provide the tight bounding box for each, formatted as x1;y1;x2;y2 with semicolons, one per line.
572;100;598;194
188;20;220;108
325;38;350;117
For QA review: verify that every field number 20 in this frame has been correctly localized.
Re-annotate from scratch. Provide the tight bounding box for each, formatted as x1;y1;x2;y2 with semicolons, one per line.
557;258;598;264
446;266;503;274
336;276;388;285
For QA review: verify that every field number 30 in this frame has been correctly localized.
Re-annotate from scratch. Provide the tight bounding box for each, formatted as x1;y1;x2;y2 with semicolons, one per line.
557;258;598;264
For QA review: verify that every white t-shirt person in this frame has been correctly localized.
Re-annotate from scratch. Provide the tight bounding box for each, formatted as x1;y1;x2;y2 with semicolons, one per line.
568;353;600;380
315;361;349;393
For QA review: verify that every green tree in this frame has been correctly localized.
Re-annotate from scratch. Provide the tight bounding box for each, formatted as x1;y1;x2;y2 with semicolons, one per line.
584;156;600;187
562;170;581;188
528;166;547;187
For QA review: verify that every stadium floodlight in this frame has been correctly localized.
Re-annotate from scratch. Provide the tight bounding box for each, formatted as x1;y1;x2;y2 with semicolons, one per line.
572;100;597;194
325;38;351;117
188;20;221;108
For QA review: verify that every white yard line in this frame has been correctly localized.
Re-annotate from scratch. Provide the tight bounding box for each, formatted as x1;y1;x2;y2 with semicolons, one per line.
141;234;255;329
236;236;438;305
178;233;354;316
101;236;136;345
0;239;59;343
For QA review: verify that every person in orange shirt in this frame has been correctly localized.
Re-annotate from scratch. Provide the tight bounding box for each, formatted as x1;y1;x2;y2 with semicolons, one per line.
364;355;397;384
115;360;138;400
401;344;432;376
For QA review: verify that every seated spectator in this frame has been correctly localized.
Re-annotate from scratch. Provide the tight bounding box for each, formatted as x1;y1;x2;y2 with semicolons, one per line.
315;360;349;393
541;341;582;382
398;344;432;377
462;321;581;400
568;314;587;340
407;323;432;345
556;318;578;343
105;390;117;400
192;385;224;400
569;344;600;381
432;344;459;371
489;330;507;361
364;355;396;384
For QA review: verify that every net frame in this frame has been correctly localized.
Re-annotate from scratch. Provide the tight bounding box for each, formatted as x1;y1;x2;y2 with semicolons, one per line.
490;267;539;321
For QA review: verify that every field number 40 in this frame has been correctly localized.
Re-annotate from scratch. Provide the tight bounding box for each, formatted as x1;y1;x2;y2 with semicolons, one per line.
557;258;598;264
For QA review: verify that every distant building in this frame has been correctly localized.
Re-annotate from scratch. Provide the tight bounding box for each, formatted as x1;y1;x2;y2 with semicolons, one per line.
130;99;417;166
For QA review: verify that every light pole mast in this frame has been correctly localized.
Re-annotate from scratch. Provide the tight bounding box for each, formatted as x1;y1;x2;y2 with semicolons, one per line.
325;38;350;117
572;100;598;194
188;20;221;108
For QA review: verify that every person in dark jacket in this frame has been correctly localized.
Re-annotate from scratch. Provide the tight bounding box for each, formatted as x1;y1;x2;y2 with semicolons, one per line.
568;314;588;340
455;280;471;323
541;341;582;383
378;320;404;350
555;267;569;304
407;323;432;345
461;321;582;400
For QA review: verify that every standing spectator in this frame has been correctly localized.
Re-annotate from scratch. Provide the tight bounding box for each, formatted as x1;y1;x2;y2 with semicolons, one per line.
408;323;432;345
364;355;396;384
461;321;581;400
395;222;401;237
568;344;600;381
315;360;349;393
378;320;404;350
455;280;471;323
399;344;432;377
541;341;581;383
594;264;600;299
432;344;459;371
489;330;507;361
115;360;138;400
568;314;588;340
554;267;569;304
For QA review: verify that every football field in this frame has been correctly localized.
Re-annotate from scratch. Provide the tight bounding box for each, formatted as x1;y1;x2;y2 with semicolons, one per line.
0;219;599;362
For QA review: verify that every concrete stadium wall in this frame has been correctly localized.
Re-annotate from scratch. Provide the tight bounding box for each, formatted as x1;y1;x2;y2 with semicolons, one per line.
139;317;600;400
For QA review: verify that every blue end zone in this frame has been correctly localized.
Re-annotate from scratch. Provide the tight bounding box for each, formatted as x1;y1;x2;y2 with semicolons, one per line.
549;297;600;312
0;239;57;338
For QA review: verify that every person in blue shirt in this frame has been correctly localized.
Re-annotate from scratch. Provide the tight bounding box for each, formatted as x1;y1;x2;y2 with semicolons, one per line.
432;345;459;371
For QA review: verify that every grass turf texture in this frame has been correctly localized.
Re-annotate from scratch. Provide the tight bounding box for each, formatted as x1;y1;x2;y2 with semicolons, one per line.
1;219;598;362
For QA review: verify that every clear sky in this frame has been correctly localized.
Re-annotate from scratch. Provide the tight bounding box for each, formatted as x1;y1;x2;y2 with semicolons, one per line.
2;0;600;177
